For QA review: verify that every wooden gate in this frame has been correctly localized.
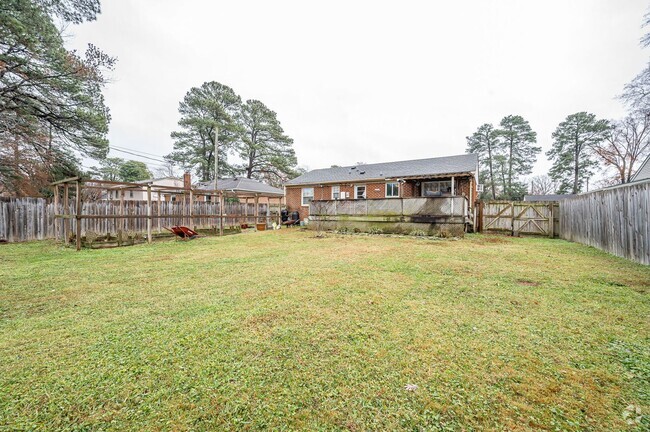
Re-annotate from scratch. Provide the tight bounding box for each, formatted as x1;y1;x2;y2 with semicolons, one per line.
480;201;559;237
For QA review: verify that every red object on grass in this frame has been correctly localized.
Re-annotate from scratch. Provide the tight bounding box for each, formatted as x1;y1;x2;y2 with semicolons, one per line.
164;225;199;239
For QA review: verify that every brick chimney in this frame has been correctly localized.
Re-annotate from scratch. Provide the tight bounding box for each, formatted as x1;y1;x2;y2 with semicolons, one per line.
183;171;191;190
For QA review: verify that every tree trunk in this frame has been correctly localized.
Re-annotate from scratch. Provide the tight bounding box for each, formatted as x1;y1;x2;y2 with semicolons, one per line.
487;140;496;199
507;138;513;197
573;148;580;194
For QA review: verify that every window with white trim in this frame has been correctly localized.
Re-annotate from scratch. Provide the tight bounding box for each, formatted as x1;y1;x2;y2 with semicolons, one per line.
331;185;340;200
301;187;314;206
385;182;399;198
355;185;366;199
422;181;452;197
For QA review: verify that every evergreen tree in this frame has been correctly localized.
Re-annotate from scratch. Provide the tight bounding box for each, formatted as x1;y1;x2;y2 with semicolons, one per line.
547;112;609;194
466;123;500;199
166;82;242;181
91;157;125;181
118;160;152;182
495;115;540;199
0;0;114;195
237;100;298;186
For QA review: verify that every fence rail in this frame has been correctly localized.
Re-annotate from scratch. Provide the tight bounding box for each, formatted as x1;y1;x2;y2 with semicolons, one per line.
0;198;276;243
560;180;650;265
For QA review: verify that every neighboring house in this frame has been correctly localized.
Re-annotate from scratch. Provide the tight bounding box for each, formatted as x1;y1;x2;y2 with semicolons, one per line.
104;177;184;201
524;194;574;202
194;177;284;204
632;154;650;182
284;153;479;224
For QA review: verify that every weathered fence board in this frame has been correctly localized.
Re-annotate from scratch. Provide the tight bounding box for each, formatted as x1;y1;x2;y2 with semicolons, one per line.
481;201;558;237
309;197;470;236
560;180;650;265
0;198;275;243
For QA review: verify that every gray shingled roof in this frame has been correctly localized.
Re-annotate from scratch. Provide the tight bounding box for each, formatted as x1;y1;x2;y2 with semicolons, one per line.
523;194;574;202
195;177;284;196
285;153;478;185
632;154;650;182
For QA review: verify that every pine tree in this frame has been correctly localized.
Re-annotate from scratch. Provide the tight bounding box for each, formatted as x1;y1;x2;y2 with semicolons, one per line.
466;123;500;199
237;100;298;186
547;112;610;194
166;82;242;181
495;115;540;199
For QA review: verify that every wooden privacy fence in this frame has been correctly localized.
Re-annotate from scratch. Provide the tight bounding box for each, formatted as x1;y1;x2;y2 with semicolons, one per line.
309;197;470;236
560;180;650;265
479;201;559;237
0;198;55;242
0;198;274;243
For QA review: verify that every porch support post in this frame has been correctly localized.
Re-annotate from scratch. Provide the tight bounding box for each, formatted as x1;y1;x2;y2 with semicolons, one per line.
451;176;455;196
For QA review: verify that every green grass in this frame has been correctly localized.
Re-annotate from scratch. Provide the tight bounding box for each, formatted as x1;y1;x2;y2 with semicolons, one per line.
0;230;648;431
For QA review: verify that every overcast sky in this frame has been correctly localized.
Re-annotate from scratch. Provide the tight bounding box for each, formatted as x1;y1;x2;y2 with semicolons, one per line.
67;0;649;180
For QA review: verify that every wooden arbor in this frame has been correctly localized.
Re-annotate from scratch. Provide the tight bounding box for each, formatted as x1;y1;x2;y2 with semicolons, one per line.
50;177;285;250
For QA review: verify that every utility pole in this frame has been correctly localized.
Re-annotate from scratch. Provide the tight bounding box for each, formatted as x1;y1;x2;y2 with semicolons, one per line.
214;126;219;190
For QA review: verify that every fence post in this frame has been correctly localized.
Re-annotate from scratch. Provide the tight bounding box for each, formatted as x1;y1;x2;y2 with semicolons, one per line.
64;183;70;245
548;203;555;238
189;189;193;229
157;191;161;233
53;185;59;241
75;180;81;251
219;192;224;236
147;184;152;244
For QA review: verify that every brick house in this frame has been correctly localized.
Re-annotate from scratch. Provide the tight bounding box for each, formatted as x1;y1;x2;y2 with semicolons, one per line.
284;154;479;224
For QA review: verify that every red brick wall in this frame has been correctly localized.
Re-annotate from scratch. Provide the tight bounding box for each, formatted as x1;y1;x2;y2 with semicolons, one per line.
402;182;415;197
285;186;306;219
285;175;477;219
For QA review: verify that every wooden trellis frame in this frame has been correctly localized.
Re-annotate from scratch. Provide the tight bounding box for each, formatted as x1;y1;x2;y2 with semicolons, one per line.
50;177;285;250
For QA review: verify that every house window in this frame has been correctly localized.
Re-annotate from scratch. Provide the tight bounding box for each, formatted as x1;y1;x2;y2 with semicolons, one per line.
355;185;366;199
129;191;134;198
422;181;452;197
332;185;340;200
386;182;399;198
302;187;314;206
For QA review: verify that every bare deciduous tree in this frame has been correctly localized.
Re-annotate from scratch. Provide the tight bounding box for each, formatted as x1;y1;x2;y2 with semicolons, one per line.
529;175;558;195
591;114;650;184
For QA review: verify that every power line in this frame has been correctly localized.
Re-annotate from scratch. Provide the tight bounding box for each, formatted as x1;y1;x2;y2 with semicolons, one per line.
110;147;168;163
111;145;169;159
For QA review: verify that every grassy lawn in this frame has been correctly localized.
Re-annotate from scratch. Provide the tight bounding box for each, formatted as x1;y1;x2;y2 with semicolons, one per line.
0;230;648;431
